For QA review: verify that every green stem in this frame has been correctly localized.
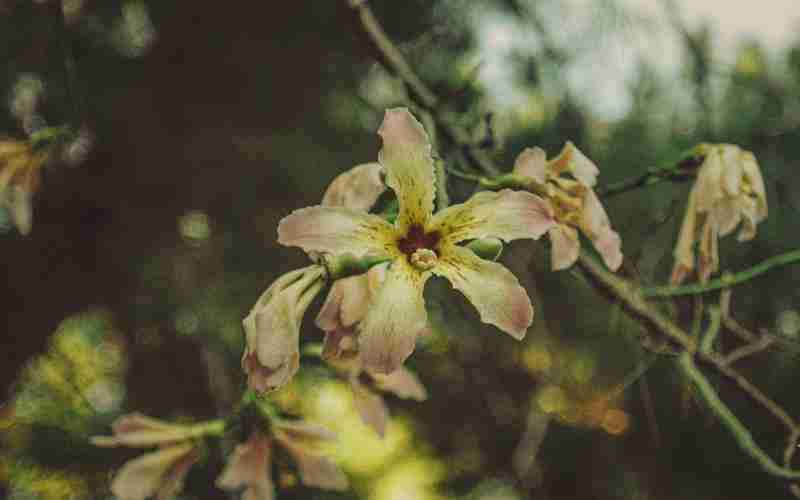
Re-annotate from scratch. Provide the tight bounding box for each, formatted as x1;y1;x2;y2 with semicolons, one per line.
643;249;800;297
679;353;800;479
700;306;722;354
189;419;226;438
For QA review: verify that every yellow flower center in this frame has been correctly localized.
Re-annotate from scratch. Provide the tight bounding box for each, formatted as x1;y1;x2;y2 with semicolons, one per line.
410;248;438;270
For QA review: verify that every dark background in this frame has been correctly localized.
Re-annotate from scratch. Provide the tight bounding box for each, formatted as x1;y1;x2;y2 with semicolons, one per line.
2;1;800;499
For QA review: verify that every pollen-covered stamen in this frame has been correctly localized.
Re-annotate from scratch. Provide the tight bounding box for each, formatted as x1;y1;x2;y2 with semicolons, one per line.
410;248;438;270
397;224;441;270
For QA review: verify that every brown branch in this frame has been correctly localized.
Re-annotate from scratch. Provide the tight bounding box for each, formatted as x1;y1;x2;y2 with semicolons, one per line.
344;0;499;175
724;336;775;365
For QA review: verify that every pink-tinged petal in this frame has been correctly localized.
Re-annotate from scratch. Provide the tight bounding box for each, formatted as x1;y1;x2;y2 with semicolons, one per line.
273;420;337;443
433;245;532;340
512;147;548;184
155;449;199;500
91;413;195;448
243;266;325;393
377;108;436;232
591;227;623;272
278;205;395;258
580;189;623;271
316;275;371;332
275;437;348;491
321;328;359;362
351;381;389;437
429;189;555;246
358;258;430;374
216;432;275;500
322;162;385;212
548;141;599;187
671;189;699;284
110;443;196;500
548;224;580;271
370;367;427;401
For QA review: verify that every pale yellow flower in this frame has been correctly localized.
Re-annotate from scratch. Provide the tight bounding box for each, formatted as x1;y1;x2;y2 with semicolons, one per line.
512;142;623;271
241;265;326;393
278;108;555;373
671;144;768;284
90;413;201;500
0;137;49;235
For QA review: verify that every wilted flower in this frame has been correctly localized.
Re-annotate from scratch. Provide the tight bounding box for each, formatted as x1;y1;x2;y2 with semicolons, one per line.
217;422;348;498
279;108;554;373
91;413;212;500
512;142;623;271
242;265;327;393
671;144;768;284
0;137;50;235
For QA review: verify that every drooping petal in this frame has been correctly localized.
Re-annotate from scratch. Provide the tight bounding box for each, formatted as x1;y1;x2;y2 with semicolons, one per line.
91;413;195;448
433;245;533;340
278;206;395;258
358;258;430;374
315;274;371;332
243;266;325;393
321;328;359;362
698;215;719;283
547;224;580;271
273;422;348;491
377;108;436;232
321;162;385;212
740;151;768;220
370;367;427;401
155;450;200;500
350;381;389;437
711;198;742;237
548;141;599;187
429;189;555;246
216;432;275;500
735;196;760;242
719;145;743;196
580;189;623;271
694;148;725;213
512;147;548;184
671;189;699;284
110;443;196;500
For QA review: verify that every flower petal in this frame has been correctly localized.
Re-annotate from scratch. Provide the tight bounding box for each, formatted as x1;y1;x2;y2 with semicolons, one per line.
316;274;371;332
433;245;533;340
378;108;436;232
370;367;427;401
90;413;197;448
741;151;767;220
278;205;395;258
429;189;555;246
358;258;430;374
321;162;385;212
277;438;349;491
549;141;599;187
512;147;548;184
580;189;623;271
110;443;195;500
698;216;719;283
216;432;274;500
351;381;389;437
671;189;698;284
548;224;580;271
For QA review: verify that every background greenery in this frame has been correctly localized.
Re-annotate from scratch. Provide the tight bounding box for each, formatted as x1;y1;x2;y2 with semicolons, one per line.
2;1;800;498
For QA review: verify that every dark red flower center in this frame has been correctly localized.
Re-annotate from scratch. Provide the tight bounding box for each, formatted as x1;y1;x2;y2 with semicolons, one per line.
397;224;440;256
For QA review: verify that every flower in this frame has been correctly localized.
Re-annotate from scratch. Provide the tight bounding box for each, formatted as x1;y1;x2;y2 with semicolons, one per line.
0;137;49;235
217;423;348;498
91;413;203;500
512;142;623;271
671;144;768;284
279;108;555;373
316;264;427;437
242;265;326;393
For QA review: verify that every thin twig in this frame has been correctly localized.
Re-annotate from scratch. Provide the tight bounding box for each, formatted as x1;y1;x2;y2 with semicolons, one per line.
642;249;800;297
50;0;85;127
724;336;775;365
345;0;499;176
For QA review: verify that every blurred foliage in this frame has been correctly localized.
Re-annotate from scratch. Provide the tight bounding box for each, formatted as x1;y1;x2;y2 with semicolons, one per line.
2;1;800;499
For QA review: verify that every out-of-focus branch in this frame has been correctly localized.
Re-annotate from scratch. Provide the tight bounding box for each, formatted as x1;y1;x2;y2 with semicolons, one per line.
344;0;499;175
643;249;800;297
49;0;85;127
